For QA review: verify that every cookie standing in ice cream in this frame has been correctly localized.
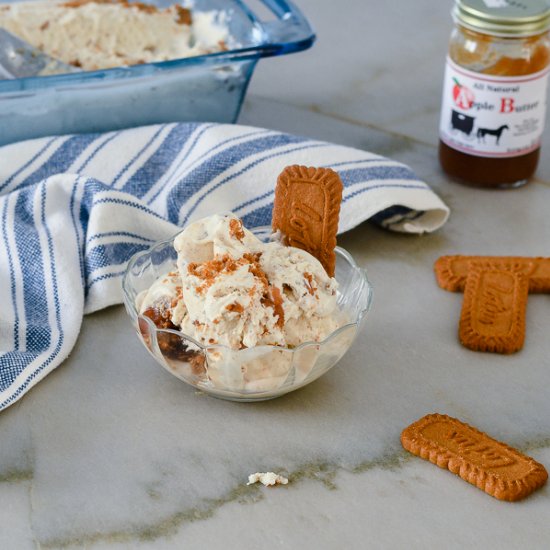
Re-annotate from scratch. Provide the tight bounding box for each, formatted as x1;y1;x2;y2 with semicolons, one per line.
0;0;230;71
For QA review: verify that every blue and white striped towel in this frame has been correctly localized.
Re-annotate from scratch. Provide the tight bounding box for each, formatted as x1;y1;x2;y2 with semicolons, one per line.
0;122;449;411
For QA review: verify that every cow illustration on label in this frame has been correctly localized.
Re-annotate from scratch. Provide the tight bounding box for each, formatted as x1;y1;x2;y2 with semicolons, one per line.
477;124;509;145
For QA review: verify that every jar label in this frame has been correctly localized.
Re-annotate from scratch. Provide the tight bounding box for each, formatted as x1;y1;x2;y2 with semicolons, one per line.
439;57;549;158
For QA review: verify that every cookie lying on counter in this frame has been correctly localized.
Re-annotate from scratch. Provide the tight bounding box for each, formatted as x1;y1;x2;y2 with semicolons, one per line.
434;255;550;353
402;413;548;501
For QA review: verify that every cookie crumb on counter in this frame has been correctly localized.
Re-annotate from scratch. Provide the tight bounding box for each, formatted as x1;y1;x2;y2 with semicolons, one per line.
247;472;289;487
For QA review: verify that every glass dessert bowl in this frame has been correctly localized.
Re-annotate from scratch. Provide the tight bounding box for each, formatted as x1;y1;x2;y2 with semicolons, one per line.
122;227;372;401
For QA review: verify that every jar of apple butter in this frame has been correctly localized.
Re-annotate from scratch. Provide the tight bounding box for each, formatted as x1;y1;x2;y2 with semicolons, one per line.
439;0;550;188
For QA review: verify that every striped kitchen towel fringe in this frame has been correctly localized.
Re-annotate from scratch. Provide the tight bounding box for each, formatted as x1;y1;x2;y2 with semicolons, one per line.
0;123;449;411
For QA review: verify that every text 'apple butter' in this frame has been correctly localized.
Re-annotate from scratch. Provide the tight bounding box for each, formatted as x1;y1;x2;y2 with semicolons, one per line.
439;0;550;188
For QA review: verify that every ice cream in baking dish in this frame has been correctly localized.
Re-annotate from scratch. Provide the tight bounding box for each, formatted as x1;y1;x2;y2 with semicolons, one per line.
136;214;346;391
0;0;230;71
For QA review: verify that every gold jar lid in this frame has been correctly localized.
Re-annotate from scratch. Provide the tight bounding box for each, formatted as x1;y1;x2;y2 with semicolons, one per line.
454;0;550;37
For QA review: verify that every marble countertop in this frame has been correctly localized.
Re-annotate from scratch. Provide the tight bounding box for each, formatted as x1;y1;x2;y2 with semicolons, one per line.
2;1;550;548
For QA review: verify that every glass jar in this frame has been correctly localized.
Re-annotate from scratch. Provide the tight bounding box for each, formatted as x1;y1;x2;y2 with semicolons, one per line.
438;0;550;188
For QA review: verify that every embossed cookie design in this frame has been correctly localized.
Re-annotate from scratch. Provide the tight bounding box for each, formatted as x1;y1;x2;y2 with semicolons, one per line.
434;255;550;353
273;165;343;277
401;414;548;501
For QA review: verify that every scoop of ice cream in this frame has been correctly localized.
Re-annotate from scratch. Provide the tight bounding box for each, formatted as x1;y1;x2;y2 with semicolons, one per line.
139;214;340;349
136;270;178;315
173;213;259;265
171;214;339;350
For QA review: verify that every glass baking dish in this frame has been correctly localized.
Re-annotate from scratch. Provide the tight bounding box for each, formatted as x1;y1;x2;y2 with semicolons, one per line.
0;0;314;145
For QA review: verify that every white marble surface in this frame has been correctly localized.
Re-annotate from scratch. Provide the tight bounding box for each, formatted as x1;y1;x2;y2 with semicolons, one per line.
2;1;550;548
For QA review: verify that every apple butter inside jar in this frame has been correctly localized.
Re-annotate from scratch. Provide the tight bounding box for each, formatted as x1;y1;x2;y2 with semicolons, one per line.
439;0;550;187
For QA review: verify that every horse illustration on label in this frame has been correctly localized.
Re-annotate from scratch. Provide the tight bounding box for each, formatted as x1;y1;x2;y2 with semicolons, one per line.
477;124;509;145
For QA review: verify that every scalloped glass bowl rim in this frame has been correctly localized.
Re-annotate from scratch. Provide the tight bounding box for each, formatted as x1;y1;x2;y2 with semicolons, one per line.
122;228;373;356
